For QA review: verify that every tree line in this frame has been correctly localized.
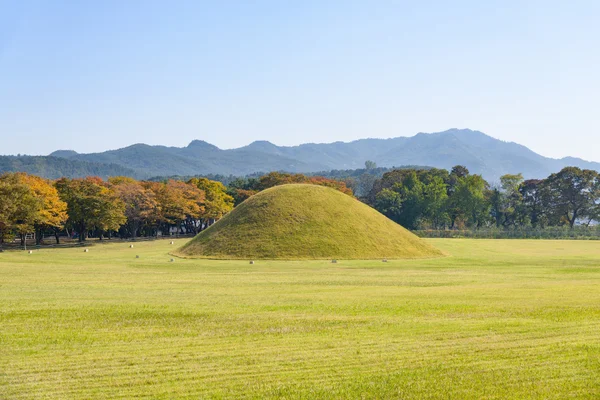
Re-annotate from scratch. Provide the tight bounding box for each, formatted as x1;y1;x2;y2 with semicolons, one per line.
366;166;600;230
2;166;598;249
225;172;353;205
0;171;352;249
0;174;235;249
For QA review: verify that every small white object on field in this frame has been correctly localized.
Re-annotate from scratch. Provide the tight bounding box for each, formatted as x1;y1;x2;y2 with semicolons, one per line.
28;250;33;254
170;241;174;245
130;244;134;248
84;249;89;253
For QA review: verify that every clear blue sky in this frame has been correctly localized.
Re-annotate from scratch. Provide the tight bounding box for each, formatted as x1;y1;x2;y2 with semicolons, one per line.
1;0;599;161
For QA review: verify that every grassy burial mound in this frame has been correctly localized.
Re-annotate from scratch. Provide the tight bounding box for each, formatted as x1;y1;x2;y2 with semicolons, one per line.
176;184;442;259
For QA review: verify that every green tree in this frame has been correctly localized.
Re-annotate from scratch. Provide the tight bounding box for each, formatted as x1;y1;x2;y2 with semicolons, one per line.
489;174;526;228
56;177;126;241
544;167;600;228
396;171;425;229
356;173;376;198
422;176;449;229
448;174;489;228
446;166;470;228
374;188;403;222
371;171;427;229
365;160;377;170
520;179;548;228
369;168;451;229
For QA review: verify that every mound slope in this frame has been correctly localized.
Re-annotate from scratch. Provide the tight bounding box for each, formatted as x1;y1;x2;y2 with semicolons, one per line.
176;184;443;260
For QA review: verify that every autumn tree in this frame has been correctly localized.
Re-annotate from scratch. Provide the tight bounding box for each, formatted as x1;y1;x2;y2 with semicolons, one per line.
0;179;15;249
255;172;353;195
11;173;68;244
227;172;354;204
188;178;234;227
145;180;206;235
256;172;306;190
227;177;259;206
0;173;67;246
307;176;353;196
230;188;258;206
110;177;158;239
0;175;40;249
55;177;126;241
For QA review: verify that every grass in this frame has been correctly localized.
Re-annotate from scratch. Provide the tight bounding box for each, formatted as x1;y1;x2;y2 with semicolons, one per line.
1;238;600;399
177;184;442;259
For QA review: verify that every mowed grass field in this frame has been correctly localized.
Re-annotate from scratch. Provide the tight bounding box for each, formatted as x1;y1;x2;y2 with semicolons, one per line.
1;239;600;399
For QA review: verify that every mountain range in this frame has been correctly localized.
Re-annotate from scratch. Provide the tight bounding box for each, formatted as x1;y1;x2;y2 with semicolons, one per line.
2;129;598;181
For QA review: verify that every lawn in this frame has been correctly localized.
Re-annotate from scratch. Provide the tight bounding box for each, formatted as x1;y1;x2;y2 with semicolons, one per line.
1;239;599;399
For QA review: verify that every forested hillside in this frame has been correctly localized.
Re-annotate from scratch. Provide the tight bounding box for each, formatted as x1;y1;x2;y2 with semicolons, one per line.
0;156;137;179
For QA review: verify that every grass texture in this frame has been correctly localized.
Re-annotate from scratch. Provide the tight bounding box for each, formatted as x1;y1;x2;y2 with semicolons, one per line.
177;184;442;259
1;238;600;399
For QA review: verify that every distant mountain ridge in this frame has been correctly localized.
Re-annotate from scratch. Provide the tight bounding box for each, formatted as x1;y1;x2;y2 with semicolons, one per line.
3;129;597;181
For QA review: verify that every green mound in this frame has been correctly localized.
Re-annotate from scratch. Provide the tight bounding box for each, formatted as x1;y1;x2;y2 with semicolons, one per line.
176;184;443;260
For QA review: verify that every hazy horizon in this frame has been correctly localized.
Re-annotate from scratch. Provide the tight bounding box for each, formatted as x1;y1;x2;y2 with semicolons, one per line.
2;1;599;160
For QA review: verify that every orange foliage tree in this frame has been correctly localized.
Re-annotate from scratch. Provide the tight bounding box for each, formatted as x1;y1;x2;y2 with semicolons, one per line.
0;173;68;246
15;173;68;244
144;180;206;235
110;177;158;238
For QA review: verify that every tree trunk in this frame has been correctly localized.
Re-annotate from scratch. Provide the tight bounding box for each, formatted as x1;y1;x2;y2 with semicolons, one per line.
81;221;89;242
132;221;139;240
450;214;457;230
569;209;578;229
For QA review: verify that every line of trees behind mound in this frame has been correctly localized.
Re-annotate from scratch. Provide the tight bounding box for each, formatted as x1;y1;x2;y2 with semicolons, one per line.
1;166;599;249
364;166;600;231
0;172;353;249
